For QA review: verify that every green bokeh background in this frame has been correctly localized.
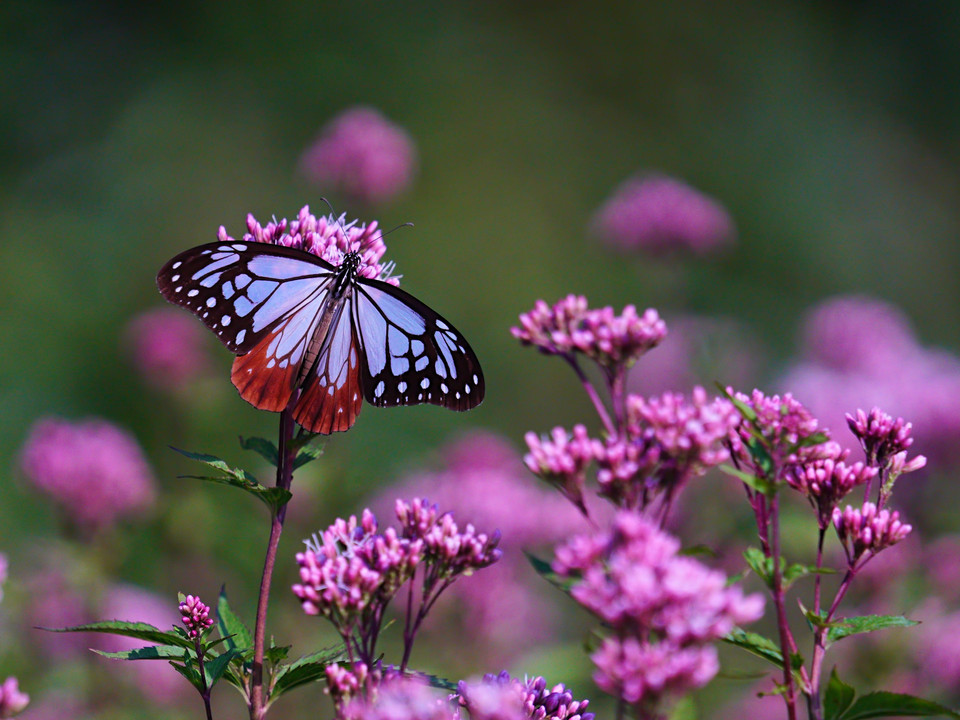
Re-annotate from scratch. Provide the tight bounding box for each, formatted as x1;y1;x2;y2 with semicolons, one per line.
2;1;959;717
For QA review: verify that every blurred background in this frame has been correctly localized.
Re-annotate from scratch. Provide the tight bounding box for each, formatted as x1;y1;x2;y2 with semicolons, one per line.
2;1;960;718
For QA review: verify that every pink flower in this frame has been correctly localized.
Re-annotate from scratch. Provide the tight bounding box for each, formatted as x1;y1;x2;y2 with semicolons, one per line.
300;106;417;205
0;677;29;718
97;585;190;705
787;452;878;526
591;174;735;255
25;566;90;659
124;307;209;391
178;594;214;640
19;418;156;533
369;432;592;662
0;554;7;604
341;676;453;720
591;636;718;704
524;424;599;513
833;502;912;564
512;296;666;369
218;204;398;285
455;672;594;720
729;389;830;472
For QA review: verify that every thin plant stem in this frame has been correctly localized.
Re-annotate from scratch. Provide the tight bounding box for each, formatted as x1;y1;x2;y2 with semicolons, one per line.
249;401;298;720
769;494;799;720
563;355;616;436
807;527;828;720
195;638;214;720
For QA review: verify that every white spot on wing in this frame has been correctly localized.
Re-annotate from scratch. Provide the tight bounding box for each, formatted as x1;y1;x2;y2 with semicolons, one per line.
236;329;246;344
172;261;182;269
420;377;430;389
187;289;199;297
221;315;231;326
206;297;216;308
374;380;385;398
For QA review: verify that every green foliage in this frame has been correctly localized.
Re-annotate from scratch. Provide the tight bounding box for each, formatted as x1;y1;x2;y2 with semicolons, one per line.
742;546;834;590
526;551;576;594
171;446;292;513
218;588;253;659
826;614;918;644
824;668;960;719
272;645;345;698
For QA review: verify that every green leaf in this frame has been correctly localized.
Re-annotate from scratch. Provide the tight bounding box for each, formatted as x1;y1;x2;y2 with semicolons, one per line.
411;670;458;692
783;562;836;590
825;668;856;720
795;432;831;449
720;464;775;496
292;438;325;470
743;547;772;586
92;644;191;661
170;660;203;691
723;629;784;667
218;588;253;656
272;645;345;696
827;615;918;644
525;552;575;593
719;385;757;422
841;692;960;719
171;447;289;511
45;621;194;650
266;643;291;664
204;649;241;688
239;436;279;466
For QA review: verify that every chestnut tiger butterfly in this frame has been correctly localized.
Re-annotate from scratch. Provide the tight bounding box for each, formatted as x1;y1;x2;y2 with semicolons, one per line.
156;237;484;434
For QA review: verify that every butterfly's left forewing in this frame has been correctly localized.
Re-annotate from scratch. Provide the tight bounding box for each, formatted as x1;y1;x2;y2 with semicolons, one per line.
353;279;484;411
157;241;336;354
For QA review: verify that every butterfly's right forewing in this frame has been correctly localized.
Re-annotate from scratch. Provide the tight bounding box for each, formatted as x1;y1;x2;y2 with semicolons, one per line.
157;241;336;354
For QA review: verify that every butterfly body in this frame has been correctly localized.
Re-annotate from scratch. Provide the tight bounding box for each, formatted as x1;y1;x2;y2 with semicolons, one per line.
157;241;483;434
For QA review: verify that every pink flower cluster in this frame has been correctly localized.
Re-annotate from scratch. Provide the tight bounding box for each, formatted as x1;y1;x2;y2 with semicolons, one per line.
341;675;451;720
590;174;735;255
300;106;417;205
833;502;912;564
218;205;399;285
594;387;738;508
455;672;594;720
523;425;598;513
293;500;500;648
787;451;877;527
554;512;763;705
512;296;666;369
782;295;960;464
0;677;28;718
730;389;828;471
178;595;214;640
0;554;6;604
125;307;209;391
19;418;156;533
846;408;925;473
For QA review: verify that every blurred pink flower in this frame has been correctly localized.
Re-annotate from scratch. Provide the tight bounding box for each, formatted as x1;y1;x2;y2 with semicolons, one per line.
784;297;960;463
719;682;785;720
0;677;29;718
19;418;156;533
923;535;960;603
369;432;593;662
300;106;417;205
14;692;83;720
591;174;735;255
0;554;7;604
97;585;189;706
124;307;209;391
26;567;91;659
913;600;960;690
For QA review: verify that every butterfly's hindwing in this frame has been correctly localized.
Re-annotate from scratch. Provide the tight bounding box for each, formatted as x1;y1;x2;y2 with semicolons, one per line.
293;301;364;434
157;242;335;354
354;279;485;411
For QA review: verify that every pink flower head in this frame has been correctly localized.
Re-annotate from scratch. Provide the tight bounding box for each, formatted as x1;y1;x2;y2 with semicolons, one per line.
178;594;214;640
787;451;878;527
800;295;916;374
19;418;156;533
591;174;735;255
729;389;831;472
846;408;920;468
591;636;719;705
342;676;453;720
300;106;417;205
628;387;740;489
524;424;599;513
0;554;7;604
124;307;209;390
217;205;399;285
455;672;594;720
396;498;502;578
555;513;763;675
512;296;666;370
833;502;912;564
0;677;28;718
98;584;189;705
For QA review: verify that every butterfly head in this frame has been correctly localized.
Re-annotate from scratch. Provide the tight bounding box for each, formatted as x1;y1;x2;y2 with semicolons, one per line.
341;251;362;275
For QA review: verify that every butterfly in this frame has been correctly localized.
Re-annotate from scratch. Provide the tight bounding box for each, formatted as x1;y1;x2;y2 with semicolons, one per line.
156;239;484;434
